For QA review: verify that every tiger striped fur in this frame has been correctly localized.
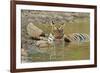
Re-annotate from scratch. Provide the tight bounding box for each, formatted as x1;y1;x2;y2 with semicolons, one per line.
64;33;89;43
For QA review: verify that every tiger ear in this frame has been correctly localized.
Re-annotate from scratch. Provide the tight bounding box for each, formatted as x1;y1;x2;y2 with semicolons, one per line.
50;21;57;30
50;21;55;26
60;23;65;29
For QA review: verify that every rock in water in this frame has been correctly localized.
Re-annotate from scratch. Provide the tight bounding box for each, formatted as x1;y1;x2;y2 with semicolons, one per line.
27;23;44;39
21;48;28;57
35;40;49;48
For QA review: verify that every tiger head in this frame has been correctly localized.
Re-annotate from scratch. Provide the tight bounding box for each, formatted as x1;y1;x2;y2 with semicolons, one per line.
50;21;65;39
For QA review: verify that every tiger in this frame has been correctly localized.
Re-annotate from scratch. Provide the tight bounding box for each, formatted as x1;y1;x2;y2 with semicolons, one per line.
49;21;89;45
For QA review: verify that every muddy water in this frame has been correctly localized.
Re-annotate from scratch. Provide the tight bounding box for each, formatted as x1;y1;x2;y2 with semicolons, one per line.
22;41;90;62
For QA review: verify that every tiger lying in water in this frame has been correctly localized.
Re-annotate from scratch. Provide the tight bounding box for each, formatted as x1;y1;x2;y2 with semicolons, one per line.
27;22;89;48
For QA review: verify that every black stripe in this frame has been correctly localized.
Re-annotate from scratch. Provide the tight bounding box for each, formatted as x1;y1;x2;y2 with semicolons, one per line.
80;33;86;40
